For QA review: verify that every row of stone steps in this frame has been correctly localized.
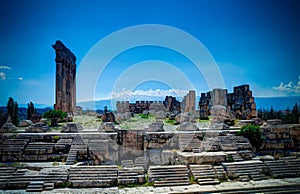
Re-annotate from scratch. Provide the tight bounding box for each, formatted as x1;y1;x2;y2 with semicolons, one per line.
265;157;300;178
65;136;87;165
26;181;54;192
225;151;244;162
0;167;16;176
0;139;28;161
54;138;72;152
122;160;134;168
26;181;44;192
65;149;77;165
24;142;55;155
118;167;145;185
222;160;268;181
189;165;221;185
135;157;148;169
68;166;119;187
0;173;67;190
120;157;148;170
148;165;190;187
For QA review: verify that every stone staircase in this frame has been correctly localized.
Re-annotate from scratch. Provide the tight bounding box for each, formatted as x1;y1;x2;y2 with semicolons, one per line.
66;136;87;165
25;142;54;154
25;181;54;192
222;160;268;181
285;157;300;176
264;157;300;178
122;160;134;168
118;167;145;185
134;157;148;170
225;151;243;162
0;167;67;190
0;139;28;162
178;132;201;151
68;166;118;187
26;181;44;192
65;148;78;165
189;165;220;185
148;165;190;187
213;165;227;180
54;138;72;153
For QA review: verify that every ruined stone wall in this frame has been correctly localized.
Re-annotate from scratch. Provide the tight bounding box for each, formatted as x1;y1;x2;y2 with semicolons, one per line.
116;101;130;113
260;124;300;158
117;96;180;114
117;130;145;161
182;90;196;113
53;40;76;113
129;101;152;113
199;85;256;120
199;92;212;119
163;96;181;113
149;101;167;112
228;85;257;119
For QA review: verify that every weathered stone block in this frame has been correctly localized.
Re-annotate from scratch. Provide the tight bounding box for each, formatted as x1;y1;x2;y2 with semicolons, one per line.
149;149;161;164
161;150;176;165
176;122;198;131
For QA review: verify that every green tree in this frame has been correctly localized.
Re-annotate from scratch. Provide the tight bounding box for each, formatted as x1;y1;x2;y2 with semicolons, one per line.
270;106;274;119
7;97;14;118
13;102;18;126
6;97;18;126
43;110;67;126
104;106;108;114
292;103;299;124
237;125;264;151
27;101;36;120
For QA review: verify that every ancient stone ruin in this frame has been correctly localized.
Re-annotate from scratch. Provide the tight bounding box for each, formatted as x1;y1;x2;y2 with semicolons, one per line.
116;97;181;114
53;40;76;114
199;85;257;120
1;39;300;193
182;90;196;113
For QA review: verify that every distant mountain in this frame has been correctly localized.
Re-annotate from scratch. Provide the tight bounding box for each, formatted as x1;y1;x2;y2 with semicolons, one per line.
19;103;52;109
77;96;300;111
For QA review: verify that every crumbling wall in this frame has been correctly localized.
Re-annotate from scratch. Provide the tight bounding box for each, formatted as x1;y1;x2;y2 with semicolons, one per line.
260;124;300;157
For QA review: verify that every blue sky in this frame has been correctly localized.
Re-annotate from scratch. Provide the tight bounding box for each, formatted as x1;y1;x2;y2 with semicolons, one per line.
0;0;299;106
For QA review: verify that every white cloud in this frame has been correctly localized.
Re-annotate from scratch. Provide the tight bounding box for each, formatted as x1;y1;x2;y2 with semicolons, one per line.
0;66;11;70
110;89;189;100
0;72;6;80
273;75;300;95
18;77;23;81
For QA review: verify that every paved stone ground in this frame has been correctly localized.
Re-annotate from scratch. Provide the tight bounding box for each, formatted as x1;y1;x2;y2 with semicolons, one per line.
72;115;211;132
1;178;299;194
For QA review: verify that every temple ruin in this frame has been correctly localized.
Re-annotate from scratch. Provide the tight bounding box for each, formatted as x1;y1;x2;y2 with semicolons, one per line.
116;97;181;114
52;40;76;114
199;85;257;120
182;90;196;113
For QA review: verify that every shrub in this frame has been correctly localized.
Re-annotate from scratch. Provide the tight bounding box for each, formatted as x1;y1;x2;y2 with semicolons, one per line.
165;118;176;125
140;114;149;119
237;124;264;151
43;110;67;120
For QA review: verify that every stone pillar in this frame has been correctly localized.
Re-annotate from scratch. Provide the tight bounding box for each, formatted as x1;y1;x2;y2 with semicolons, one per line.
188;90;196;112
211;89;228;107
184;93;190;112
53;40;76;114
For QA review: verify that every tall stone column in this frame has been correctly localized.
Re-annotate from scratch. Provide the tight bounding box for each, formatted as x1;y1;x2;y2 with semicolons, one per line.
188;90;196;112
52;40;77;114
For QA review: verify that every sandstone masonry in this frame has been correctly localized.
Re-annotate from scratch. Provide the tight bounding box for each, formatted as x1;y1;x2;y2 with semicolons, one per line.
52;40;76;114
